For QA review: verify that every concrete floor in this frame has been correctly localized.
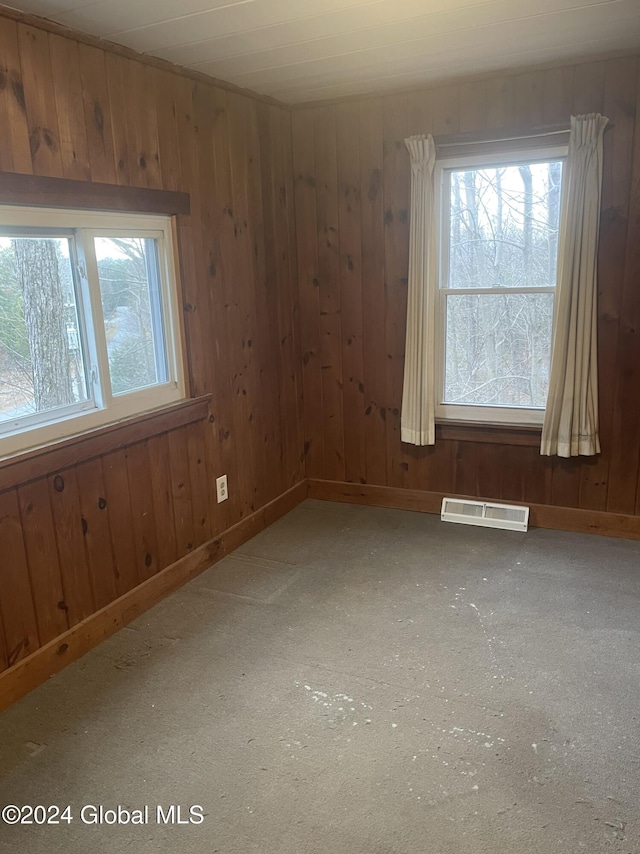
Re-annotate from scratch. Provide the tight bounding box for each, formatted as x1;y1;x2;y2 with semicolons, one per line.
0;498;639;854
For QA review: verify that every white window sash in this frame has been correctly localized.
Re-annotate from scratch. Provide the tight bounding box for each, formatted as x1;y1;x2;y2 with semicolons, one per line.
432;145;567;429
0;207;185;459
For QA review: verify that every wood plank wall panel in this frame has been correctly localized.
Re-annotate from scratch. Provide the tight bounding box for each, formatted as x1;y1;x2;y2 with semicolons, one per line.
0;12;303;676
77;43;116;185
257;102;302;490
101;449;139;596
314;106;345;481
382;93;410;490
49;35;91;182
0;17;32;175
293;56;640;513
18;24;64;178
0;490;39;667
226;93;262;518
609;60;640;515
188;81;230;533
246;97;277;511
336;102;366;485
207;86;241;529
47;468;95;626
359;99;387;486
17;479;68;644
0;417;254;675
292;109;324;478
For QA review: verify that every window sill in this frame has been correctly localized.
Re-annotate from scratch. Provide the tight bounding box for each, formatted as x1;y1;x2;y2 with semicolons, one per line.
0;396;211;491
435;421;542;447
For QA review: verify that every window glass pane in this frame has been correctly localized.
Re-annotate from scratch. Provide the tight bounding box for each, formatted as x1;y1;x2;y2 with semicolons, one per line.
95;237;168;396
444;292;554;408
447;161;563;289
0;236;88;423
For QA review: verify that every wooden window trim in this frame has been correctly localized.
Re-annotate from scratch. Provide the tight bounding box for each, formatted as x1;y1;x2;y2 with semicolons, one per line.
435;421;541;447
433;143;566;431
0;172;190;216
0;396;212;492
0;173;196;489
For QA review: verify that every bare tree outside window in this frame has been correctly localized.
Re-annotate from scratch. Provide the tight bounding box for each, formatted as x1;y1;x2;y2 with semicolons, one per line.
442;159;563;411
0;207;183;459
0;233;169;430
0;237;86;422
95;236;168;396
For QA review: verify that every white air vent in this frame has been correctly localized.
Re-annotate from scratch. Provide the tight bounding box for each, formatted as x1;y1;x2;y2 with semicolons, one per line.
441;497;529;532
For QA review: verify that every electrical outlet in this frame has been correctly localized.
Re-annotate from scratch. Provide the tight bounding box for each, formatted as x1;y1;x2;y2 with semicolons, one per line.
216;474;228;503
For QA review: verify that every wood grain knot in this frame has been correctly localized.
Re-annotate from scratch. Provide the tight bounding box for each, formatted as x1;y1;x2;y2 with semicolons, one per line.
94;101;104;133
11;77;26;112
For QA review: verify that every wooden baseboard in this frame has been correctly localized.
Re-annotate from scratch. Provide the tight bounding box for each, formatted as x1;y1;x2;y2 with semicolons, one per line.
0;479;308;713
308;479;640;541
6;474;637;712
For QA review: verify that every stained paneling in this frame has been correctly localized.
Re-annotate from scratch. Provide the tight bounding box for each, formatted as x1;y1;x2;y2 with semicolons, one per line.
314;105;345;481
0;17;32;175
293;56;640;511
49;33;91;181
125;441;160;582
18;24;64;177
101;448;139;596
0;490;39;667
359;98;387;486
1;6;637;691
48;468;95;625
382;92;410;490
18;479;68;643
0;11;303;676
292;108;324;478
336;101;366;485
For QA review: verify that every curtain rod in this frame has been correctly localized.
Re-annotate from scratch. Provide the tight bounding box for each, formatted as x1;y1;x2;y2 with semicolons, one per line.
436;128;570;148
435;120;613;149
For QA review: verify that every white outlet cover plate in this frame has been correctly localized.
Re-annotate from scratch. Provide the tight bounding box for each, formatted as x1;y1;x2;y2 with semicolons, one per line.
216;475;228;503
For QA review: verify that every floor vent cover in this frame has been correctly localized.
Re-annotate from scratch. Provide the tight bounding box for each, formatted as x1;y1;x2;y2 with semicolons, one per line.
441;497;529;532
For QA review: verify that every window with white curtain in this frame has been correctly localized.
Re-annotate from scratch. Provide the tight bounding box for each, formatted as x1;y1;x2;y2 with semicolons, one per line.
0;206;185;458
434;145;567;426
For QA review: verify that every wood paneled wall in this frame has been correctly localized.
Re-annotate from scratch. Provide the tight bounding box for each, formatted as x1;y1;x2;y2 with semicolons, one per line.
1;5;639;689
0;12;303;674
293;55;640;516
0;406;212;670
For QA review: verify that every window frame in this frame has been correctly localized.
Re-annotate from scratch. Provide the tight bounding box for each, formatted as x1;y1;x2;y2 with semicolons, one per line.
0;205;187;459
433;143;568;428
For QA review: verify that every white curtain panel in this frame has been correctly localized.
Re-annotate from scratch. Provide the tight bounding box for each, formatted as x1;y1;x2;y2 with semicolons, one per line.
541;113;609;458
401;134;437;446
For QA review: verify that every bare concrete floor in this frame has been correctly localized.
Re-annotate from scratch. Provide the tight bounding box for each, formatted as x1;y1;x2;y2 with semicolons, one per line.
1;499;639;854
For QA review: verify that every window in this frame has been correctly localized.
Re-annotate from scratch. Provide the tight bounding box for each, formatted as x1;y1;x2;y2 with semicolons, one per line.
435;145;567;426
0;206;185;458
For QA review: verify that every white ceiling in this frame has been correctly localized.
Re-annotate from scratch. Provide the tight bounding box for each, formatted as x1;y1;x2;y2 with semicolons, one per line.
8;0;640;103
